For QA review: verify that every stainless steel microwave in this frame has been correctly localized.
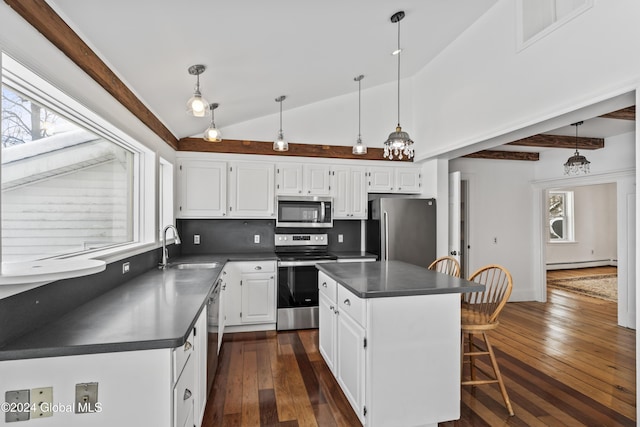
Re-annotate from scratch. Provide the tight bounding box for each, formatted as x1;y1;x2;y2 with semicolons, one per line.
276;196;333;228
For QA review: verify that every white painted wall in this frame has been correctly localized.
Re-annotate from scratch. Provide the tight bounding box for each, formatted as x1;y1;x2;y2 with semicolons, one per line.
412;0;640;160
545;183;617;267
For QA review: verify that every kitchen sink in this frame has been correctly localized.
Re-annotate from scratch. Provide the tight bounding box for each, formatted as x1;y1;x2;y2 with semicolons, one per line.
169;262;221;270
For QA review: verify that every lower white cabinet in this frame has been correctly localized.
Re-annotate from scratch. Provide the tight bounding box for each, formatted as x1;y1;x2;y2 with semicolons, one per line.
193;307;208;425
224;261;277;329
318;270;462;426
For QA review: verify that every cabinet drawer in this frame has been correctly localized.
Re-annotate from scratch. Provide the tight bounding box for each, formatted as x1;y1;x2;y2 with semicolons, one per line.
174;354;195;427
238;260;275;273
318;272;336;301
338;285;365;326
173;328;195;384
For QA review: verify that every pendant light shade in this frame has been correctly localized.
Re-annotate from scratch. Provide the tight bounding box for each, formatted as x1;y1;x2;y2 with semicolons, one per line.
352;75;367;155
273;95;289;152
203;103;222;142
186;64;210;118
384;11;414;161
564;121;590;175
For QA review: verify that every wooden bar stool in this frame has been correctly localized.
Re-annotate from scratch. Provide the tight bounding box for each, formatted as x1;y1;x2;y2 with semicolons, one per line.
461;264;514;416
427;256;461;278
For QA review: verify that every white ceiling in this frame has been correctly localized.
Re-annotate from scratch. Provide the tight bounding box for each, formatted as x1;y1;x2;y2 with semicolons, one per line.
47;0;498;140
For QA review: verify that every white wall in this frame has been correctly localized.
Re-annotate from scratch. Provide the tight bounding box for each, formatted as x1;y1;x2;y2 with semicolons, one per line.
545;183;617;267
449;158;536;301
412;0;640;160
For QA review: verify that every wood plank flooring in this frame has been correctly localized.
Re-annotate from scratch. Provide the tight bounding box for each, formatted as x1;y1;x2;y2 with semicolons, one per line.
202;272;635;426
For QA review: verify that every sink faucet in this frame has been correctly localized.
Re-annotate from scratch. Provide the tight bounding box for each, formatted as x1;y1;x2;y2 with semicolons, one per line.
160;225;182;269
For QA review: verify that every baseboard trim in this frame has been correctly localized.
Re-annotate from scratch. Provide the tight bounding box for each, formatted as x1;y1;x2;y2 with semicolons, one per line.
546;259;617;270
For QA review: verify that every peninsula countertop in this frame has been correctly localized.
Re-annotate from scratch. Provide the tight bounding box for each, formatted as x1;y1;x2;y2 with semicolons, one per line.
316;260;484;298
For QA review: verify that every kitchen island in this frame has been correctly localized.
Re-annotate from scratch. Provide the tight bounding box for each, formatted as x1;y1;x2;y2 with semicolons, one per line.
316;261;483;427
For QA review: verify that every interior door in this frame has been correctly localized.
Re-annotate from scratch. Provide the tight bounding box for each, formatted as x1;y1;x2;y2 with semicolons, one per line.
448;172;462;267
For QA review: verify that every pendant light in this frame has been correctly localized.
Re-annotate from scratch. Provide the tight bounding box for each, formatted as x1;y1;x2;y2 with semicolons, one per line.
564;121;590;175
352;75;367;155
203;103;222;142
273;95;289;152
384;11;414;161
186;64;210;117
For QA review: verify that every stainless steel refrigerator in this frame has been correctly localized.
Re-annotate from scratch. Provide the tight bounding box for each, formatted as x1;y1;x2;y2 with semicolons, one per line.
366;197;437;267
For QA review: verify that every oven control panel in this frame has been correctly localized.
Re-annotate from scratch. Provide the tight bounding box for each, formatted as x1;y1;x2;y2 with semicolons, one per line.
275;233;328;246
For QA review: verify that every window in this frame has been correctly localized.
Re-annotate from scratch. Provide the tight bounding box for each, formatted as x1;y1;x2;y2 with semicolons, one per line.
159;157;175;240
1;53;155;262
548;190;574;242
518;0;593;50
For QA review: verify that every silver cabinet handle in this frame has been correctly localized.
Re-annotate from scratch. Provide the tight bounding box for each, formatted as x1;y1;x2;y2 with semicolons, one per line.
322;282;327;287
183;389;192;400
329;305;334;311
255;266;262;270
184;341;192;351
344;299;351;306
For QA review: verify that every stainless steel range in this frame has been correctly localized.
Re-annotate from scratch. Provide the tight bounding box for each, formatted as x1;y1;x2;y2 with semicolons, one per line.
276;233;337;330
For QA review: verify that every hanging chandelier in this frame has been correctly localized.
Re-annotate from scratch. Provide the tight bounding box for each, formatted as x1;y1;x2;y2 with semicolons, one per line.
203;103;222;142
564;121;590;175
353;75;367;155
273;95;289;152
384;11;414;161
186;64;210;118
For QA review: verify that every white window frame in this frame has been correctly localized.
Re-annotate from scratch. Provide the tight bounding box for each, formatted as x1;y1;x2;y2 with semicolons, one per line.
548;190;575;243
1;53;156;263
159;156;175;241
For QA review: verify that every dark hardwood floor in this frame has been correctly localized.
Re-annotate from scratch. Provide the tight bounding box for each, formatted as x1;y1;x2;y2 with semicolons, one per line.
202;273;635;426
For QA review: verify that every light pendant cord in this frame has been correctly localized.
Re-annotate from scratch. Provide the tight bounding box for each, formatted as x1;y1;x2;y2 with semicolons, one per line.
397;18;401;127
358;77;362;137
279;99;283;133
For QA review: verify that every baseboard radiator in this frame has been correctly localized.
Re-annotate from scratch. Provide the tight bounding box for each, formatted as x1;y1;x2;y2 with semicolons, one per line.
546;259;617;270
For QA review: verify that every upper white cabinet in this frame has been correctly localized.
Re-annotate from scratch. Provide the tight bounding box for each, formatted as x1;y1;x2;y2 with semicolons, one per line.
367;166;422;194
332;166;367;219
178;159;227;218
228;162;275;218
276;163;331;196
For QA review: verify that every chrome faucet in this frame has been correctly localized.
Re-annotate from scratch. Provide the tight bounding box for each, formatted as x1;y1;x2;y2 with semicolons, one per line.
160;225;182;269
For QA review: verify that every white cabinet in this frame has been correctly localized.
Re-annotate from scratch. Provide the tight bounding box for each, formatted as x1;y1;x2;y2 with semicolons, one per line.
318;272;338;372
193;307;208;425
332;166;367;219
367;166;422;194
228;162;275;217
224;261;277;328
178;159;227;217
276;163;331;195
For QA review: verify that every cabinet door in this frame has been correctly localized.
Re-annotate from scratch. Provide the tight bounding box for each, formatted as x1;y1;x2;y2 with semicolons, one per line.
318;291;337;373
174;355;195;427
241;273;276;324
349;167;367;219
395;168;422;193
178;160;227;217
367;166;394;193
223;266;242;327
229;162;275;217
276;164;303;195
336;311;366;422
332;167;350;219
303;164;331;195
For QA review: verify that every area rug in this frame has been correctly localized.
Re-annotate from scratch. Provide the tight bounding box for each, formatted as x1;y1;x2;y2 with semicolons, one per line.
547;274;618;302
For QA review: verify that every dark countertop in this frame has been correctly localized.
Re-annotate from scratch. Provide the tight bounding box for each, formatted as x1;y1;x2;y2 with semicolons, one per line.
317;260;484;299
0;253;278;361
330;251;378;260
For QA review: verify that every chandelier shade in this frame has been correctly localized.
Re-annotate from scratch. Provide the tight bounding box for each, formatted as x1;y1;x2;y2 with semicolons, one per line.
563;121;590;175
186;64;210;118
203;103;222;142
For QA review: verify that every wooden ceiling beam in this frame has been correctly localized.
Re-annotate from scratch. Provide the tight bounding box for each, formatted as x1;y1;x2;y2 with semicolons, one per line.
600;106;635;121
507;134;604;150
4;0;179;149
463;150;539;161
178;138;412;161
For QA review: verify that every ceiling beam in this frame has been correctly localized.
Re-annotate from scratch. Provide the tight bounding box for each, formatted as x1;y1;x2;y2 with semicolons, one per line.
600;106;635;121
463;150;539;161
507;134;604;150
178;138;412;161
4;0;179;149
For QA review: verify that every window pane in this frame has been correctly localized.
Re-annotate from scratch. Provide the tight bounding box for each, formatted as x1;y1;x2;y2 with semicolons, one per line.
549;193;565;240
1;84;134;262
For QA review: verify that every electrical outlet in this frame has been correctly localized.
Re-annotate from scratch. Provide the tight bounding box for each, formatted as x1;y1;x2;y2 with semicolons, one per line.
254;235;260;244
31;387;53;418
493;237;498;244
338;234;344;243
194;234;200;245
122;262;130;274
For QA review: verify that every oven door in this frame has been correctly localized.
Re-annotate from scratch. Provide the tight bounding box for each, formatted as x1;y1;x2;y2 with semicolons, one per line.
276;196;333;228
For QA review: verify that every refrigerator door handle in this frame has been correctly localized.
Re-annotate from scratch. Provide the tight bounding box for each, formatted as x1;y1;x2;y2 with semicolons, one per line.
383;210;389;261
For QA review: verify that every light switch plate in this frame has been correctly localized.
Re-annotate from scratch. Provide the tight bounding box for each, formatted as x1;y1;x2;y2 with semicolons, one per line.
338;234;344;243
31;387;53;418
5;390;30;422
254;235;260;244
194;234;200;245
